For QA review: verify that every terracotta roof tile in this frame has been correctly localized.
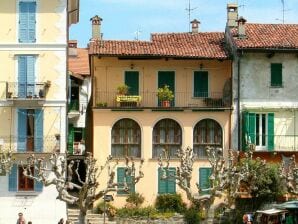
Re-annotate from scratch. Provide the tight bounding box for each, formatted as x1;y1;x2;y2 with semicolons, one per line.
89;32;228;59
231;23;298;49
68;48;90;76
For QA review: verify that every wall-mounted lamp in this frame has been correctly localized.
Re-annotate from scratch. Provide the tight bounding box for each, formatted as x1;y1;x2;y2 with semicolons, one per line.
130;63;134;69
199;63;203;70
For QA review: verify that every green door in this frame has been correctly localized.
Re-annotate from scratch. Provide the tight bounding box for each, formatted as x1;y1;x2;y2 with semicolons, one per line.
158;71;175;106
125;71;139;95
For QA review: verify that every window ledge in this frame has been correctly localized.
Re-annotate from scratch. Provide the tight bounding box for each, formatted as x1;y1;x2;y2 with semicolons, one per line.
15;191;40;196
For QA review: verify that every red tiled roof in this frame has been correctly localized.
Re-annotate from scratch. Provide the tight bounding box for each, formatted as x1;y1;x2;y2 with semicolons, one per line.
89;32;229;59
68;48;90;76
231;23;298;49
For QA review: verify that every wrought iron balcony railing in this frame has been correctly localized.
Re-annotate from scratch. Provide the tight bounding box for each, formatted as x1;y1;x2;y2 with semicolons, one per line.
0;135;60;153
95;91;232;108
5;81;50;100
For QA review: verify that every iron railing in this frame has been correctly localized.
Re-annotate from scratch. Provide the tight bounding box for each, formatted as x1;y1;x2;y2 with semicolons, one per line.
246;134;298;151
0;135;60;153
5;82;49;99
95;91;231;108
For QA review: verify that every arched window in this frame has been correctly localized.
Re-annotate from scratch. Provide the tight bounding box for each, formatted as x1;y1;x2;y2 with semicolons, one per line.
193;119;222;159
111;119;141;158
152;119;182;158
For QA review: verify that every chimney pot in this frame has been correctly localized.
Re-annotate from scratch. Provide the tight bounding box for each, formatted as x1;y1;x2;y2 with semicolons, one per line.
90;15;103;40
190;19;200;33
68;40;77;56
227;3;238;27
236;16;247;38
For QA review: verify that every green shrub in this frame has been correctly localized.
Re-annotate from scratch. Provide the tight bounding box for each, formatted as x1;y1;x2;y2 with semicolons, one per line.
126;192;145;207
117;206;157;218
184;208;200;224
93;201;116;214
155;194;186;213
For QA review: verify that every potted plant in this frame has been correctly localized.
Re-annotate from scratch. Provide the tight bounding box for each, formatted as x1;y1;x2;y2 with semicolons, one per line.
116;84;129;95
157;85;174;107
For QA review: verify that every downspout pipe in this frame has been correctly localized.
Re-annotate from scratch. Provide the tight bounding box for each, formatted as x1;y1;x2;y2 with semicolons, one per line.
237;54;242;151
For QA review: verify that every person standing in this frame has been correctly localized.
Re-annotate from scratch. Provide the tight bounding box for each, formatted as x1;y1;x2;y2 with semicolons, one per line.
16;212;26;224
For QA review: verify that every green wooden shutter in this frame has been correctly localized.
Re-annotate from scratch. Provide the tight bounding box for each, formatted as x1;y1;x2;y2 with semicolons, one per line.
267;113;274;151
68;124;74;154
34;172;43;192
199;168;212;195
9;164;18;191
194;71;208;97
167;168;176;193
248;113;256;145
117;167;126;195
125;71;139;95
242;111;249;151
158;168;167;194
158;71;175;106
271;63;282;87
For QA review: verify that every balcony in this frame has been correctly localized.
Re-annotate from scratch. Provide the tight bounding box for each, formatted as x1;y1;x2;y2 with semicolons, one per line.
95;91;231;109
247;134;298;151
0;135;60;153
4;81;50;100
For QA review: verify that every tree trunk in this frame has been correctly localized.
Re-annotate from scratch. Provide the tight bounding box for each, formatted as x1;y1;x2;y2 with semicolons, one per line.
206;205;215;224
77;210;87;224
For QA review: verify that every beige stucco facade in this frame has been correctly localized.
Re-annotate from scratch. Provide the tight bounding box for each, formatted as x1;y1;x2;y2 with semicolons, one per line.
91;56;232;207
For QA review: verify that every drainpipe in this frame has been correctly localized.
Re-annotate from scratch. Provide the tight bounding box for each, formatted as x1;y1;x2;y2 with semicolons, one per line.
237;55;241;151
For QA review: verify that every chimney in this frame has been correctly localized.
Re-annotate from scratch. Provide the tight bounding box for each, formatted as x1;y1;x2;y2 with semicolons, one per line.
227;3;238;27
68;40;77;56
90;15;102;40
237;16;247;38
190;19;200;33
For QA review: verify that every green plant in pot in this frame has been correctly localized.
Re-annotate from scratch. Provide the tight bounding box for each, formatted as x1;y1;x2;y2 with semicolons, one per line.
117;84;129;95
157;85;174;107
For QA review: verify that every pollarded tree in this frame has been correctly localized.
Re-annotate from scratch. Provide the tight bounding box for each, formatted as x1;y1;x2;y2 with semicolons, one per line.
22;153;144;224
0;149;13;174
158;146;263;223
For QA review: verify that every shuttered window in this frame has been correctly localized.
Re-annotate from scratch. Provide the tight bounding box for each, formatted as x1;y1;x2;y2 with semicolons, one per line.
117;167;135;195
199;168;212;195
9;165;43;192
271;63;282;87
125;71;139;95
194;71;209;97
158;168;176;194
18;55;36;98
242;112;274;151
17;109;43;152
19;1;36;43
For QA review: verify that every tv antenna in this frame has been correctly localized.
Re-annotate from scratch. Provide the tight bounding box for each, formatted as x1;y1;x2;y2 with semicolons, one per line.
185;0;198;32
276;0;291;24
134;27;142;40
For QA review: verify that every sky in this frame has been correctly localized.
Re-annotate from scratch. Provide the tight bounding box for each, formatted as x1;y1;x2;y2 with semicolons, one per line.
69;0;298;48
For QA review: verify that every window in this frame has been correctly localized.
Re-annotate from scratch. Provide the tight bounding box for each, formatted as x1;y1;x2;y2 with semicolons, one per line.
271;63;282;87
152;119;182;158
117;167;135;195
8;164;43;192
193;119;222;159
158;71;175;106
242;112;274;151
18;55;36;98
194;71;208;97
199;168;212;195
18;109;43;152
19;1;36;43
68;125;85;155
111;119;141;158
158;167;176;194
125;71;139;95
